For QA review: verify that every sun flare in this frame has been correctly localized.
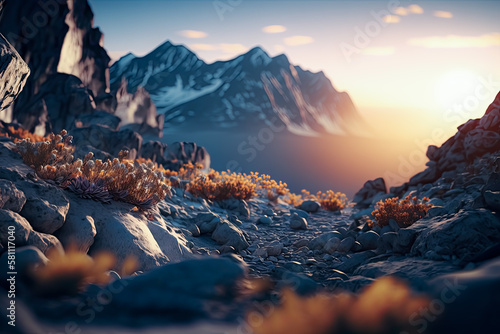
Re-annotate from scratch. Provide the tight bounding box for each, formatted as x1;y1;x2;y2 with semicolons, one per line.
434;69;481;109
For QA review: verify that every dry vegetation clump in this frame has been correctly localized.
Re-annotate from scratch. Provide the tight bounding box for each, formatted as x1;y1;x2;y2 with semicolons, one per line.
248;277;429;334
187;170;256;201
371;195;432;228
13;129;348;209
15;131;171;211
31;247;137;296
0;124;49;143
314;190;349;212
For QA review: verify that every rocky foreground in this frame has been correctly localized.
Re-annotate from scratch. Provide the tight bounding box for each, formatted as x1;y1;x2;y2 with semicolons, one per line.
0;93;500;333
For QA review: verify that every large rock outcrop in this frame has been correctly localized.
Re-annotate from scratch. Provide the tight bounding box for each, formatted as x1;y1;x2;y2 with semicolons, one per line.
0;0;118;135
0;33;30;116
0;139;192;270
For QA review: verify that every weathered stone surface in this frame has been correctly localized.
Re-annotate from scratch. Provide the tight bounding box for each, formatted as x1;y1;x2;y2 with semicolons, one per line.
211;221;249;251
428;257;500;334
27;230;63;255
308;231;343;250
71;124;143;158
18;180;70;234
323;237;341;254
107;257;245;318
356;231;379;250
290;214;308;230
195;212;220;234
0;33;29;112
0;0;110;129
53;201;97;253
354;257;459;283
412;209;500;262
0;209;31;246
0;179;26;212
353;177;387;208
297;200;321;213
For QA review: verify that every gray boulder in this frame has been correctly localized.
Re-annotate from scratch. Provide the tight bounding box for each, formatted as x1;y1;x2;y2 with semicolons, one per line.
18;180;70;234
411;209;500;262
27;230;63;255
309;231;343;250
53;202;97;253
211;221;249;251
353;177;387;208
290;213;308;230
0;179;26;212
0;33;30;112
0;209;31;246
297;200;321;213
323;237;341;254
356;231;379;250
107;257;245;319
337;236;356;253
195;212;220;234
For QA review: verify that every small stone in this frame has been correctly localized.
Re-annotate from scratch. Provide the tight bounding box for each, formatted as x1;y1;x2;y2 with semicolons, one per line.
258;216;273;225
290;214;308;230
329;269;349;280
267;242;283;256
283;261;303;272
356;231;380;250
253;247;268;257
337;237;355;253
263;208;275;216
293;239;309;248
309;232;343;250
352;241;363;252
297;200;321;213
219;245;236;254
323;238;341;254
290;209;309;219
187;224;200;237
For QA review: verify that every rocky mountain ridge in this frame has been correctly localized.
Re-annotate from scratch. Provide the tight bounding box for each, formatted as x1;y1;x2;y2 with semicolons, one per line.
111;41;366;136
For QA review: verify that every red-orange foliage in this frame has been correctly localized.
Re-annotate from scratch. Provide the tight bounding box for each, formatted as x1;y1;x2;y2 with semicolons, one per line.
187;170;256;201
0;125;49;143
372;195;432;228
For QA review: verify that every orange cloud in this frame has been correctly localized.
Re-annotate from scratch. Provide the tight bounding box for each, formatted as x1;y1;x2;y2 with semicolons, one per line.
433;11;453;19
383;15;400;23
393;7;408;16
408;4;424;14
177;30;208;39
408;33;500;48
284;35;314;46
262;25;287;34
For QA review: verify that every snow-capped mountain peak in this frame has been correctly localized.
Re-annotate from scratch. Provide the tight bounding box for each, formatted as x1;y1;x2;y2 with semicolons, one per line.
110;41;365;136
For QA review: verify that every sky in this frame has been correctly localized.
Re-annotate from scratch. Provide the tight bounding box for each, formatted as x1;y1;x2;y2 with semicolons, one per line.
89;0;500;142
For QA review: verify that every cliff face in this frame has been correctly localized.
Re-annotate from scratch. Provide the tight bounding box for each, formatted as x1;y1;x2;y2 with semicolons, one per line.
57;0;111;97
0;0;110;127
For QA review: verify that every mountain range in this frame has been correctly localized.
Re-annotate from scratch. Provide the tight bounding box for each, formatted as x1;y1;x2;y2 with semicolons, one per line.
110;41;366;137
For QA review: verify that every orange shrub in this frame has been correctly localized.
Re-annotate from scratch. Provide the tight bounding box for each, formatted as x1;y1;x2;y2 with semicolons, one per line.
0;125;49;143
187;170;256;201
15;131;171;211
372;195;432;228
315;190;348;212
